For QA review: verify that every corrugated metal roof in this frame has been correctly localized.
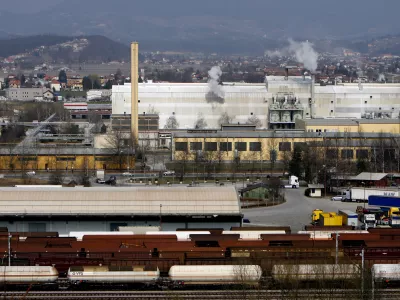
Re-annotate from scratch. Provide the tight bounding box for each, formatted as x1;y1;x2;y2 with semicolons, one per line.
308;184;324;189
301;118;400;126
315;85;400;94
0;186;240;216
353;172;388;181
173;130;399;139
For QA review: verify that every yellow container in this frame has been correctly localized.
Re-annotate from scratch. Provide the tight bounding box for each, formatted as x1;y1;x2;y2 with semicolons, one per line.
320;213;343;226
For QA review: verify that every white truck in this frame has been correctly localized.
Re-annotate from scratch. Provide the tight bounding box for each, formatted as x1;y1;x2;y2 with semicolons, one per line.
362;214;377;229
96;169;105;180
342;187;399;203
282;176;299;189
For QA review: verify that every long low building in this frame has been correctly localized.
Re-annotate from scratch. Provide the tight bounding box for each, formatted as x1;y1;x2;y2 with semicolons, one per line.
0;186;241;234
112;78;400;129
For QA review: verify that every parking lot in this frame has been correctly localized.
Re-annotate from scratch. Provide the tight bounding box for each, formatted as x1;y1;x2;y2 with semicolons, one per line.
244;187;361;232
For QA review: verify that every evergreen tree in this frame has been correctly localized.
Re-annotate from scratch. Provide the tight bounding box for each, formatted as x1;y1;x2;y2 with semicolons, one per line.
289;145;303;178
58;70;67;83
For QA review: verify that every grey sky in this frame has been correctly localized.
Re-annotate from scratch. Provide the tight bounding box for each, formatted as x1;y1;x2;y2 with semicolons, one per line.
1;0;62;13
1;0;400;41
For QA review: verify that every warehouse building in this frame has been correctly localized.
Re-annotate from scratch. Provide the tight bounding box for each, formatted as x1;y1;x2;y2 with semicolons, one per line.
296;118;400;134
171;127;400;162
0;186;241;234
111;78;400;130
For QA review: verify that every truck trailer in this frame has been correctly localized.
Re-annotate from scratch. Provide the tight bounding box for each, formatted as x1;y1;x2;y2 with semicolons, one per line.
338;210;358;227
342;188;399;203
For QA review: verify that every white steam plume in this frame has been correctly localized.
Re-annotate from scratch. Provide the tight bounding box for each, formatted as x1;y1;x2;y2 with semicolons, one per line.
208;66;225;98
264;50;283;58
378;74;386;82
265;39;319;72
288;39;318;72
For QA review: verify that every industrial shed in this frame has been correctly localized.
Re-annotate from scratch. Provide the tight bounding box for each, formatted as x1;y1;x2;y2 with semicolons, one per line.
0;187;241;234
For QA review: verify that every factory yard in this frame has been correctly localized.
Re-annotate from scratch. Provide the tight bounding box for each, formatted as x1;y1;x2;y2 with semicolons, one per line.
245;188;360;232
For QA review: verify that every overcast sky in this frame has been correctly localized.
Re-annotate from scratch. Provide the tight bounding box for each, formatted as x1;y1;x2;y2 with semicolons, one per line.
1;0;63;13
2;0;400;39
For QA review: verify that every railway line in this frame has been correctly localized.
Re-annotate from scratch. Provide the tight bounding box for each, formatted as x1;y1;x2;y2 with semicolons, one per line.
0;290;398;300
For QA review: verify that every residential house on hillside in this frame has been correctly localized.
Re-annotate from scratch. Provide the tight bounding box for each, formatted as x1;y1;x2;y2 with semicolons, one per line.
67;79;83;91
9;79;21;88
43;90;54;100
50;80;61;92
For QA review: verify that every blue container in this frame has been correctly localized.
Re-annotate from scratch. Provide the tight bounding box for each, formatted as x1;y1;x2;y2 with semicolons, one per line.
369;195;400;208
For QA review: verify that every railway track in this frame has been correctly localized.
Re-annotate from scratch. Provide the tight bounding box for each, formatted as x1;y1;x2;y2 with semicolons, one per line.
0;290;398;300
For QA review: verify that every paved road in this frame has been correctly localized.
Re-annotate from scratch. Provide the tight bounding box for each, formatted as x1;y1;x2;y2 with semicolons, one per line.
243;187;360;232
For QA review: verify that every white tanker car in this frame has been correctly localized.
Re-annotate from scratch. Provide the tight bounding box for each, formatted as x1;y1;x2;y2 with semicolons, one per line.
4;263;400;289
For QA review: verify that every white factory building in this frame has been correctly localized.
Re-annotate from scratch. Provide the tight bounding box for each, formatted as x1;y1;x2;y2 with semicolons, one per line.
112;76;400;129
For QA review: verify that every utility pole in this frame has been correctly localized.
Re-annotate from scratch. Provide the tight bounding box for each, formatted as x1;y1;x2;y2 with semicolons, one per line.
361;248;365;299
8;234;11;266
335;232;340;265
159;204;162;230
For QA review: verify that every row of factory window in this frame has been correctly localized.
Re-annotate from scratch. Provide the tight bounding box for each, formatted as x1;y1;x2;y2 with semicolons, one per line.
175;141;373;159
15;156;113;162
175;142;262;152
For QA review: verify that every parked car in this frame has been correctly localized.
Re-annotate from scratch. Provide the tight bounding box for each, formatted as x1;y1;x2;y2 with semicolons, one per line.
26;171;36;176
331;195;344;201
105;176;117;186
96;178;106;184
163;170;175;176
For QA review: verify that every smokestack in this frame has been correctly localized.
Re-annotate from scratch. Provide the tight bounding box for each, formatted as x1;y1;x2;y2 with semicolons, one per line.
131;42;139;144
285;68;289;80
310;74;315;119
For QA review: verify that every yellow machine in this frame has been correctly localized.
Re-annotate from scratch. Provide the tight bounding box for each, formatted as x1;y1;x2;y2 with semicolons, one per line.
312;209;324;224
389;207;400;218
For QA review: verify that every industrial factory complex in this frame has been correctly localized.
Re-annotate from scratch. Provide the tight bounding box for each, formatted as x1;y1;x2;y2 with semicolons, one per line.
112;76;400;130
0;42;400;298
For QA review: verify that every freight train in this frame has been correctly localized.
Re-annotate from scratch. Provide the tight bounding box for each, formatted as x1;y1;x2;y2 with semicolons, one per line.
0;265;262;289
3;263;400;290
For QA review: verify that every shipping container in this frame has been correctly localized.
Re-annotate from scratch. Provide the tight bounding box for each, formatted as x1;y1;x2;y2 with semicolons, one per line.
320;213;343;226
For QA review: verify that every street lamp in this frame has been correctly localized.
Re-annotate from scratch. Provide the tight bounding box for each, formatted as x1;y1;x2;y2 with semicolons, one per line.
362;181;366;209
323;165;327;197
8;234;12;266
159;204;162;230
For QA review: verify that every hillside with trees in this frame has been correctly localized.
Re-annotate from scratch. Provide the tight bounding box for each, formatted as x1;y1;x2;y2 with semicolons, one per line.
0;35;130;63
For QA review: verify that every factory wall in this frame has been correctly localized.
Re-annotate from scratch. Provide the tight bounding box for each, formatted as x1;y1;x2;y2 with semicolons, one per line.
173;136;324;161
112;81;400;130
112;83;270;129
296;119;400;134
172;136;377;162
0;155;134;171
1;220;240;235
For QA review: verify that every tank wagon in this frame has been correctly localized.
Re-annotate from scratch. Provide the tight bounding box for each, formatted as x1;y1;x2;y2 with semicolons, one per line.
68;265;159;286
168;265;262;286
271;264;360;282
0;266;58;286
67;265;262;289
372;264;400;286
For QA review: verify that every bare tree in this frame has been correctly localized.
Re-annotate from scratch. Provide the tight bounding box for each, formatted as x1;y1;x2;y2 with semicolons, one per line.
267;132;278;175
194;113;207;129
105;128;131;170
218;111;233;126
246;115;262;128
175;138;191;181
164;115;179;129
147;105;159;115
